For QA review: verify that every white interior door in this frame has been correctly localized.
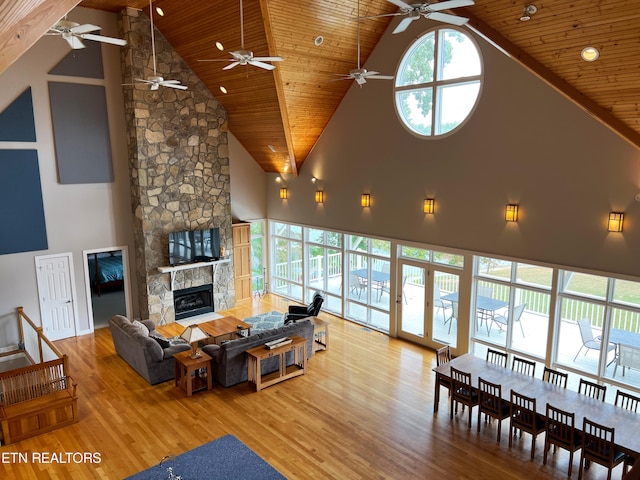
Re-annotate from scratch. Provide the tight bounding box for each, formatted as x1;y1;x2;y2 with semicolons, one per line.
36;253;78;340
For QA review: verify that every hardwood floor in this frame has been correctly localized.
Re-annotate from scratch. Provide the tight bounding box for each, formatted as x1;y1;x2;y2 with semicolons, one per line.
0;295;615;479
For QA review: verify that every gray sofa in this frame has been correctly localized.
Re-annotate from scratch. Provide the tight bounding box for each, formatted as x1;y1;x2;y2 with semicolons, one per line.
202;318;315;387
108;315;191;385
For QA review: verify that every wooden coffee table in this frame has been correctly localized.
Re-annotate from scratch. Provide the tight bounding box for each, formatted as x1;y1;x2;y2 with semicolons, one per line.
198;316;251;344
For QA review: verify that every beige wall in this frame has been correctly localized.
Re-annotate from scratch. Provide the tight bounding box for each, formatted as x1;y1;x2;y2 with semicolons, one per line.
267;21;640;279
229;131;267;223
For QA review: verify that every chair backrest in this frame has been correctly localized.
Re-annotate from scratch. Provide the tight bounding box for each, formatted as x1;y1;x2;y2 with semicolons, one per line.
618;344;640;370
434;284;442;301
512;356;536;377
451;367;474;403
615;390;640;412
512;303;527;322
349;273;360;287
478;377;503;416
510;389;537;430
582;417;617;466
307;292;324;316
451;301;459;319
578;378;606;402
542;367;568;388
545;403;576;448
436;345;451;366
478;285;493;298
577;318;596;342
486;349;508;368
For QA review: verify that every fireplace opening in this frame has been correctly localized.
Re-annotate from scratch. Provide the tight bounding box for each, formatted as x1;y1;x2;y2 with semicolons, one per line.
173;284;214;320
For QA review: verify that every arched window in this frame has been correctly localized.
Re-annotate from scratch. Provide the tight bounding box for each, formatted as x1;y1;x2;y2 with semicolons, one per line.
394;27;482;137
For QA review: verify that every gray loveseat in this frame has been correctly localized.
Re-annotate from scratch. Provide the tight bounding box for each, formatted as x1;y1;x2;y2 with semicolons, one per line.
202;318;315;387
108;315;191;385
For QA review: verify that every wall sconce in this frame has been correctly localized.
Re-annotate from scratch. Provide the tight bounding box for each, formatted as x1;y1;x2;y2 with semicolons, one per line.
361;193;371;207
279;187;288;199
608;212;624;232
423;198;434;214
505;204;519;222
315;190;324;203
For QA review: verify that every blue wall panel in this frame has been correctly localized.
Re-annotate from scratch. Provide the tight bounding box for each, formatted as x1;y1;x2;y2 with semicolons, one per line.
0;150;48;255
0;88;37;142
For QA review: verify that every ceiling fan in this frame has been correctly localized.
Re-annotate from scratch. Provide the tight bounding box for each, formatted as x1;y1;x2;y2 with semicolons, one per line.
197;0;283;71
46;17;127;50
332;0;394;86
364;0;475;34
131;0;187;90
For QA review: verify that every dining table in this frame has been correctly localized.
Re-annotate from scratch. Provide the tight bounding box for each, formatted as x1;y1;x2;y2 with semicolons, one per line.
441;292;508;333
352;268;390;300
433;353;640;456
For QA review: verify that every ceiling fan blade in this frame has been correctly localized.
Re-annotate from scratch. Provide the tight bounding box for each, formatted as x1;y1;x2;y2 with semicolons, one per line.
360;12;404;20
428;0;475;12
197;59;233;63
368;75;394;80
162;83;188;90
160;79;180;84
80;33;127;46
70;24;101;35
385;0;413;9
427;11;469;26
252;56;284;62
249;60;276;70
393;16;416;34
66;35;85;49
223;62;241;71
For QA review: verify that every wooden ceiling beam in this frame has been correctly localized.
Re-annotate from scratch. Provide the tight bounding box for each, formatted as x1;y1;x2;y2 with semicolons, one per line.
463;11;640;151
0;0;82;76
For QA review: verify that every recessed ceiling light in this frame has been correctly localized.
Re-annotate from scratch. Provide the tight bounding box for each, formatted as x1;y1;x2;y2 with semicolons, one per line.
519;4;537;21
219;86;227;94
314;36;324;46
215;41;224;51
581;46;599;62
155;7;164;16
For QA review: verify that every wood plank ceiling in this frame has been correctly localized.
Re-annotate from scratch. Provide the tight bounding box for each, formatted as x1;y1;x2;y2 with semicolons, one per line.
1;1;639;175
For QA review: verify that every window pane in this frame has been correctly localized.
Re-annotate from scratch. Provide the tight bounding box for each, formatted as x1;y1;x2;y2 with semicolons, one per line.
396;89;433;135
474;281;509;348
273;222;287;237
561;271;608;299
605;308;640;387
435;81;480;134
401;246;431;261
438;29;481;80
510;289;548;358
515;263;552;288
477;257;511;280
433;251;464;268
372;239;390;257
613;279;640;307
250;222;262;235
396;31;434;87
326;248;342;296
349;235;367;252
308;228;324;244
290;225;302;240
326;231;342;248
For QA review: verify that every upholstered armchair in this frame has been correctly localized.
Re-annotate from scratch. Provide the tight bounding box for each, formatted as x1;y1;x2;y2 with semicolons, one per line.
284;291;324;324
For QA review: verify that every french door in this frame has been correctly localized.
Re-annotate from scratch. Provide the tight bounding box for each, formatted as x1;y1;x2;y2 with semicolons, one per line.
397;260;459;349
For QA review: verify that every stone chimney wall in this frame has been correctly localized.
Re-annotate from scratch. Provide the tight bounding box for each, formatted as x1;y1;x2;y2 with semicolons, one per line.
119;8;234;324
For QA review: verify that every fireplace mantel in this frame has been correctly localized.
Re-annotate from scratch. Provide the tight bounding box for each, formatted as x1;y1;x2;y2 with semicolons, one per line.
158;258;230;291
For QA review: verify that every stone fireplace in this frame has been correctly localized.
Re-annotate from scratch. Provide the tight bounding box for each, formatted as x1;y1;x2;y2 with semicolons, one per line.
119;8;235;324
174;284;214;320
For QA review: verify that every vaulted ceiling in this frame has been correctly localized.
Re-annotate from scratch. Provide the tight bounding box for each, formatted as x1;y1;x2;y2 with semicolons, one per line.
2;1;639;176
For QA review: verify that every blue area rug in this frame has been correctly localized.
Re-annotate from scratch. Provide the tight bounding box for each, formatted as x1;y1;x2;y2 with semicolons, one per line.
126;434;285;480
243;310;284;333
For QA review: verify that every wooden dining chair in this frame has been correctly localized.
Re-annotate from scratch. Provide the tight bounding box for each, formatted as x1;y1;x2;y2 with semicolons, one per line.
512;356;536;377
615;389;640;412
578;417;626;480
450;367;479;429
509;389;546;460
486;348;508;368
544;403;582;477
477;377;510;443
435;345;452;400
542;366;568;388
578;378;606;402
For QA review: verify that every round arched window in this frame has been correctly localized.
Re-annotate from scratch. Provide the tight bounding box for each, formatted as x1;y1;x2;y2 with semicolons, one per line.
394;27;482;137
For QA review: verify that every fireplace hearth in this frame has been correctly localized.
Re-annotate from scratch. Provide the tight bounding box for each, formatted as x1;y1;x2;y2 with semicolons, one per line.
174;284;214;320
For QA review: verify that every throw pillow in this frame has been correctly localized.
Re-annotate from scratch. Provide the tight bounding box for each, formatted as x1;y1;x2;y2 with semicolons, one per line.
131;320;149;336
149;333;170;349
169;336;189;346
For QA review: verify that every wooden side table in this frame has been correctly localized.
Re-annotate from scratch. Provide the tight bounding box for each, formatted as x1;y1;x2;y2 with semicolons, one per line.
311;317;329;352
246;335;306;391
173;350;213;397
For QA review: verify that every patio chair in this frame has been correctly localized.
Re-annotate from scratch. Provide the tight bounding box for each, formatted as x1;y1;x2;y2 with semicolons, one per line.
488;303;526;337
349;273;366;299
434;284;451;317
445;301;459;334
573;318;616;363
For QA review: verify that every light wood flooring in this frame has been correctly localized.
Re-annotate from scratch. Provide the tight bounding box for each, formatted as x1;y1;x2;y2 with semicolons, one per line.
0;295;619;479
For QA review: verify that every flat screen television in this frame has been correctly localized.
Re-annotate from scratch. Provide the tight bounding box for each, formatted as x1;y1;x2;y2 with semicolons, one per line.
168;228;220;265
